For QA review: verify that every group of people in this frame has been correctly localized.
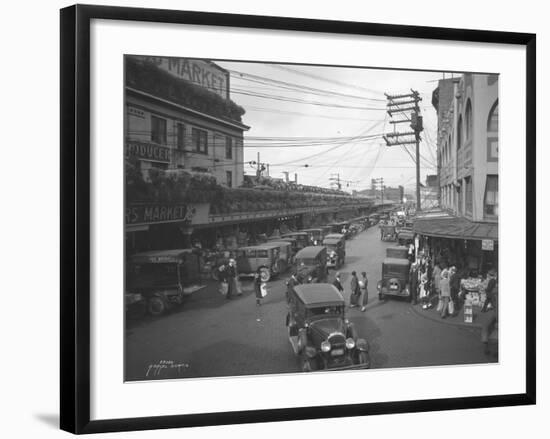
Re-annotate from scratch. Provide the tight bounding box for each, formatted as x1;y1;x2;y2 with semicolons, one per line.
333;271;369;312
410;255;498;320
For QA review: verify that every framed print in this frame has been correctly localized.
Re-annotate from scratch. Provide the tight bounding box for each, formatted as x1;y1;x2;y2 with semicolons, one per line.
60;4;536;434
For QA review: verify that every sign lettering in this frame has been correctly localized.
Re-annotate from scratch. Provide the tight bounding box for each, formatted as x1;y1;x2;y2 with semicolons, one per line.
137;56;229;99
125;141;170;162
125;203;209;226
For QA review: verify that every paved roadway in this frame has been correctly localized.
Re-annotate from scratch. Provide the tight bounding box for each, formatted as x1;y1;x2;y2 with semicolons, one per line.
125;226;496;381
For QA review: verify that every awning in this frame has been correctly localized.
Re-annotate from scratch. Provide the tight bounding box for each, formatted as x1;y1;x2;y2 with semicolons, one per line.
413;212;498;241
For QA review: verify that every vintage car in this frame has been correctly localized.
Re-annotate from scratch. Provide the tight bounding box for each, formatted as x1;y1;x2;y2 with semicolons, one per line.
267;236;298;261
368;213;380;226
281;232;310;251
386;246;409;260
236;243;290;282
295;246;328;283
300;228;325;246
380;224;397;241
126;249;201;316
322;234;346;269
397;230;415;246
377;257;412;301
286;283;371;371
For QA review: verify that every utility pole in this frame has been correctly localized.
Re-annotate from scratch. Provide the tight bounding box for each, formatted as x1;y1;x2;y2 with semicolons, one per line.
383;89;423;211
371;177;384;202
329;173;341;190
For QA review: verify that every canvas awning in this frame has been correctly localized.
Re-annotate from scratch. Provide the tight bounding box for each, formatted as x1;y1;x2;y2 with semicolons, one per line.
413;212;498;241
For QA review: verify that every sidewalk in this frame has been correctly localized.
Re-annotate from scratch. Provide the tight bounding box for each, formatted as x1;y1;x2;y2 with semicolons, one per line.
409;300;496;330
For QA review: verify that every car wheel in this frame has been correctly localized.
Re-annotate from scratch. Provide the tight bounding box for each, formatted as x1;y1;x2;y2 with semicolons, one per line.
147;296;166;316
358;351;371;369
259;267;271;282
302;358;315;372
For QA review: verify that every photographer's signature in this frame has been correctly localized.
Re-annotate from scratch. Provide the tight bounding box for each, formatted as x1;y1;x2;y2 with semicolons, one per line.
146;360;190;377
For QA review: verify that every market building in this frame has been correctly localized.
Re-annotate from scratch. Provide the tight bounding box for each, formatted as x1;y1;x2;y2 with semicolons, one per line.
413;73;498;274
124;56;376;259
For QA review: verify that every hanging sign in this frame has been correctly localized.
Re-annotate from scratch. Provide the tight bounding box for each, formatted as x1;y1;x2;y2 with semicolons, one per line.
481;239;494;251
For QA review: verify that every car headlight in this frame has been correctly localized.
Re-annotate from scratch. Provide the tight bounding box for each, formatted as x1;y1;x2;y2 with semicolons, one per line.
345;338;356;349
321;341;331;352
308;276;313;282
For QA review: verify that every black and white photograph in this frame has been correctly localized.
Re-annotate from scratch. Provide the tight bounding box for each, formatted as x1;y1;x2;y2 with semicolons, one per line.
124;55;500;381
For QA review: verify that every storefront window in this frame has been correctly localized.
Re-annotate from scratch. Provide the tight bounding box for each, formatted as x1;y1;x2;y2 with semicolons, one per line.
465;177;473;216
226;170;233;188
484;175;499;218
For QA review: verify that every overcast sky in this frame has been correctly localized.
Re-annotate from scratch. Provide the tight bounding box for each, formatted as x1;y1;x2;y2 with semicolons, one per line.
216;61;449;194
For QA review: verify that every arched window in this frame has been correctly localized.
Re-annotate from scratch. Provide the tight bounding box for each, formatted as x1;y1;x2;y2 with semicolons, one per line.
488;100;498;132
448;134;452;162
457;115;463;150
465;99;473;141
487;100;498;162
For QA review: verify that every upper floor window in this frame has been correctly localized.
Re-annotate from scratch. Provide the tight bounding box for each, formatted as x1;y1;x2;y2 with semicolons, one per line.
192;128;208;154
151;115;167;145
487;100;498;162
225;137;233;159
484;175;499;218
176;123;185;150
465;100;472;141
465;176;473;215
457;115;463;150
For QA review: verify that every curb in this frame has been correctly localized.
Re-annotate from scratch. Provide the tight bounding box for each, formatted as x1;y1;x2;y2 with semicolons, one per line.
408;303;484;330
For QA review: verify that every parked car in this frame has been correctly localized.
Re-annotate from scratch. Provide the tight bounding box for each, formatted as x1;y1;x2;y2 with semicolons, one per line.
236;243;288;282
126;249;201;316
377;257;412;301
295;246;328;283
300;228;325;246
286;283;371;371
323;234;346;269
386;246;409;260
380;224;397;241
281;232;310;251
368;213;380;226
267;236;298;262
397;230;415;246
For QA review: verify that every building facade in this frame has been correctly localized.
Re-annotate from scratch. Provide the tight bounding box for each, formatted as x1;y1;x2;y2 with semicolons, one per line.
435;74;498;222
413;74;498;274
125;55;249;188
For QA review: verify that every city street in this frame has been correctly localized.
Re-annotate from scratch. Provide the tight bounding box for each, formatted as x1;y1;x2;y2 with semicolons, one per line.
125;226;496;381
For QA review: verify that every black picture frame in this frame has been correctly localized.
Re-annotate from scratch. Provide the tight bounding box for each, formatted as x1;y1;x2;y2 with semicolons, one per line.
60;4;536;434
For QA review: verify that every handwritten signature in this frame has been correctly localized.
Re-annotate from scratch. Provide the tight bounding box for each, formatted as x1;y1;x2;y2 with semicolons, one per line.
146;360;190;377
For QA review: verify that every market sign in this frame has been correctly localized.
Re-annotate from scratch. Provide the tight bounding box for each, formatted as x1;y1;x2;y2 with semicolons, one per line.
481;239;494;251
126;203;209;226
135;56;229;100
125;140;170;163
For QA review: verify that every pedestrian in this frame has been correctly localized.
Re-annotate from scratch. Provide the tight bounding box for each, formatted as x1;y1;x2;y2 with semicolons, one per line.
253;267;263;306
439;268;451;318
432;261;442;309
419;269;430;309
481;269;498;312
225;258;238;300
332;272;344;294
410;261;419;305
408;242;415;263
286;271;300;304
360;271;369;312
449;265;460;315
349;271;360;308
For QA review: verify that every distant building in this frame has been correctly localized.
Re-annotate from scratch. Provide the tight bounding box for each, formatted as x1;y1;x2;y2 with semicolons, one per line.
125;55;249;188
356;185;404;203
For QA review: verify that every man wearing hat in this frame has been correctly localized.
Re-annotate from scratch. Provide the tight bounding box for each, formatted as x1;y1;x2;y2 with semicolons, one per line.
225;258;238;300
332;272;344;295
